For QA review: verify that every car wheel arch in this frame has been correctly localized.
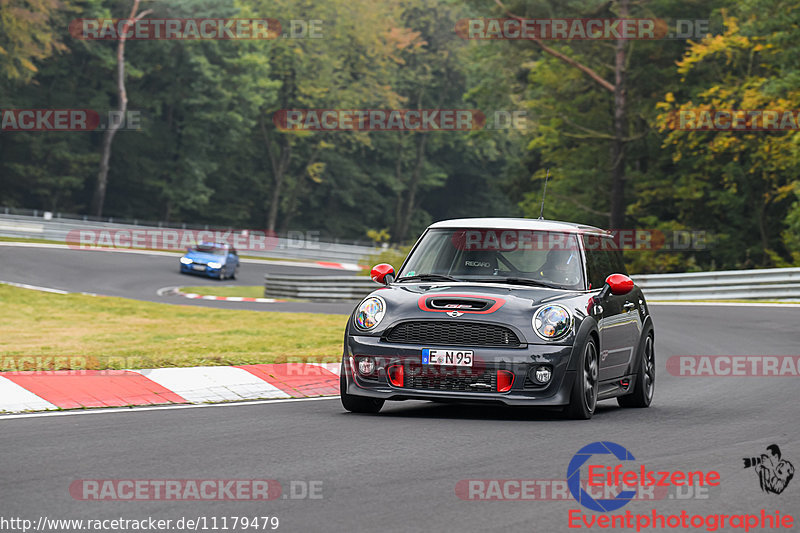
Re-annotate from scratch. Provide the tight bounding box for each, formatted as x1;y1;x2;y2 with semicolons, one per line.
631;317;655;375
566;316;600;373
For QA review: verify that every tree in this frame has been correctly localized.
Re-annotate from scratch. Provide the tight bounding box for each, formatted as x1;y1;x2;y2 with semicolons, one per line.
655;5;800;267
90;0;150;216
0;0;73;82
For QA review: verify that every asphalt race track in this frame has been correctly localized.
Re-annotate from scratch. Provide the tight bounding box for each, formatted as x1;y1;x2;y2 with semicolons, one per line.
1;245;799;532
0;244;356;314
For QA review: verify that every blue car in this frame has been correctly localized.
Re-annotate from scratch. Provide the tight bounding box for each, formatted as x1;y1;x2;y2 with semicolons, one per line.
179;242;239;280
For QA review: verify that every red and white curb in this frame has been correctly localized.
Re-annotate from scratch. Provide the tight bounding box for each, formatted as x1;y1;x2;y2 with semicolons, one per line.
156;287;286;304
180;294;281;303
0;363;341;414
156;286;283;303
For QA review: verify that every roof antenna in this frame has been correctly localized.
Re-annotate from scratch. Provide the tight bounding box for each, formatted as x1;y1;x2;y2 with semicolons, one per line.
538;168;550;220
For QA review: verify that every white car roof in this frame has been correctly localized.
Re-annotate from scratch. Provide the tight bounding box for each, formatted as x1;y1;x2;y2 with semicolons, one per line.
427;217;607;235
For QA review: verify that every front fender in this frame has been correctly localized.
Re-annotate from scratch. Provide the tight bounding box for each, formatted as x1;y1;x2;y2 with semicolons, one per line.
566;315;599;372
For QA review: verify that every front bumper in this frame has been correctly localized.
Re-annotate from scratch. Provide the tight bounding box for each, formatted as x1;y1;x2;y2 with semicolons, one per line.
344;335;577;406
180;263;222;277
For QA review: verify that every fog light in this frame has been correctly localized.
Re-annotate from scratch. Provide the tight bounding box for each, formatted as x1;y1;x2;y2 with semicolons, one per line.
534;366;552;384
358;358;375;375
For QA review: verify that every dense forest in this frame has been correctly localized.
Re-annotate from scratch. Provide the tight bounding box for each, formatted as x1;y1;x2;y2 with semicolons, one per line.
1;0;799;273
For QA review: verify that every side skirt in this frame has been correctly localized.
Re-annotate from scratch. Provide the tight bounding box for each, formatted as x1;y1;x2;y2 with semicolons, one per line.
597;374;636;400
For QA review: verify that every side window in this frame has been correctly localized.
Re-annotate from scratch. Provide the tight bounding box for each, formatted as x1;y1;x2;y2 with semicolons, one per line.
583;235;615;290
608;246;627;276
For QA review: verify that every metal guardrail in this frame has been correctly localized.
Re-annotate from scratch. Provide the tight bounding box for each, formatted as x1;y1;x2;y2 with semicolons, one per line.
633;267;800;300
265;267;800;302
264;273;376;301
0;212;378;265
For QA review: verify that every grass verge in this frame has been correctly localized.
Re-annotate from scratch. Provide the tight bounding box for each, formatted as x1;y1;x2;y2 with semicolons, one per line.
0;285;345;370
0;236;63;245
182;285;265;298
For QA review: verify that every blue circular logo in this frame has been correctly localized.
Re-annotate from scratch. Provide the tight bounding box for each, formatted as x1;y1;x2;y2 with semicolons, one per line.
567;441;637;512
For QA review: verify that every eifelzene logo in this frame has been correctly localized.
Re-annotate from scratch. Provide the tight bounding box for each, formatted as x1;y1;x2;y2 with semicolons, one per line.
743;444;795;495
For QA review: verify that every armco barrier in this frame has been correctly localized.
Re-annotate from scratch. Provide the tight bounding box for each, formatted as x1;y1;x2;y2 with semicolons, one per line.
265;267;800;302
0;211;378;264
633;267;800;300
264;273;377;301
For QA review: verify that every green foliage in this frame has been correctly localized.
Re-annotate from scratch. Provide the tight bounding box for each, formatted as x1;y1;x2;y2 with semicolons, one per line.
360;244;415;275
0;0;77;81
1;0;798;273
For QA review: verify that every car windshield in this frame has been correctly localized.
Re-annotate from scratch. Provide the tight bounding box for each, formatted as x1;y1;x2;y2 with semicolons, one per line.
191;244;227;256
397;228;585;290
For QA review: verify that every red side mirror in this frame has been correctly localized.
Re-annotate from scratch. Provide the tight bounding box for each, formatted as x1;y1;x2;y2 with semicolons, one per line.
605;273;634;296
370;263;395;285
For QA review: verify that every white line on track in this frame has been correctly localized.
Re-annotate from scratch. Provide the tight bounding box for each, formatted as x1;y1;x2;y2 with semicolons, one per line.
0;280;68;294
0;395;339;421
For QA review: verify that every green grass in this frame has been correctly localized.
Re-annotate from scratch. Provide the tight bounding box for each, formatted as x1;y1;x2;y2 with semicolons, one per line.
0;285;345;371
0;236;63;245
182;285;265;298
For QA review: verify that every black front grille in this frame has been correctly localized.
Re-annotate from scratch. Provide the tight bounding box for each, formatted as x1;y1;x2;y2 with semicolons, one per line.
405;370;496;392
385;321;521;347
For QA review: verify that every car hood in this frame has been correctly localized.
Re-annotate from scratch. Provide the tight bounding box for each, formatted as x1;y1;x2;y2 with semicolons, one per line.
361;282;587;344
183;251;225;264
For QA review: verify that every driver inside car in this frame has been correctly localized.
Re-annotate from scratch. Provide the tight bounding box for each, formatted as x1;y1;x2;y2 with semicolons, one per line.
538;248;581;287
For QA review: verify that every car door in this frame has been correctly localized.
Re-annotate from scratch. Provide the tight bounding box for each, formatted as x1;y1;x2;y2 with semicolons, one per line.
608;246;643;359
583;236;631;382
227;249;238;276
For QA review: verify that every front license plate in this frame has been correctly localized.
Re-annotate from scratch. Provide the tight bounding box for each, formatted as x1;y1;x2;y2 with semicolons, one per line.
422;349;473;366
192;265;206;271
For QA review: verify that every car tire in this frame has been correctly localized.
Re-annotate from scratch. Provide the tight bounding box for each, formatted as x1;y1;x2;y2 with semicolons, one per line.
219;269;226;281
340;359;384;414
618;333;655;408
564;337;599;420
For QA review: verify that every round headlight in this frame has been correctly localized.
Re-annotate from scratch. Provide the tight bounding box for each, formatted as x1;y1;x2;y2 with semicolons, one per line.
180;257;193;264
533;304;572;340
355;296;386;331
